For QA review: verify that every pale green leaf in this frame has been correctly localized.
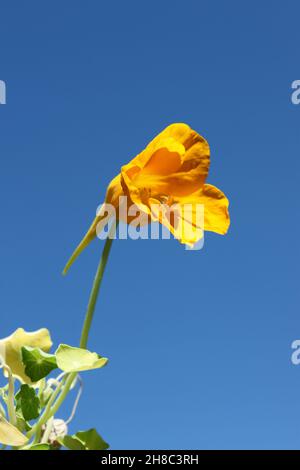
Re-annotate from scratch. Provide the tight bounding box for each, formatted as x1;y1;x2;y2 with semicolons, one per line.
0;328;52;384
0;415;28;446
55;344;108;373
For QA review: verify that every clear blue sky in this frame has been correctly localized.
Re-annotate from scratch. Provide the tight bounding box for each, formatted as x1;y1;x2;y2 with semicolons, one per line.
0;0;300;450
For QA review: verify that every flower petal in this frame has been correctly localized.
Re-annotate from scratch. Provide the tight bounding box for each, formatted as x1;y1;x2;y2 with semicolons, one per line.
148;183;229;245
142;141;184;176
173;184;230;235
149;198;204;245
121;124;210;198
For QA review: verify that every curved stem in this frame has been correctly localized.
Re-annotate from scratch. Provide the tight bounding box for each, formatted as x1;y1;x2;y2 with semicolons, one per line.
65;375;83;425
27;375;66;440
3;365;16;427
80;224;116;348
47;230;115;417
47;372;77;419
28;226;116;442
40;416;54;444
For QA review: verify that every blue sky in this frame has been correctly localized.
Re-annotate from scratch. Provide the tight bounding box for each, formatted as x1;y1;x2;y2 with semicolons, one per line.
0;0;300;449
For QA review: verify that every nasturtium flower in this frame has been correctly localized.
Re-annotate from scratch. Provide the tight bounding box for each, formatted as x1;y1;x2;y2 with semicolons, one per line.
64;123;230;273
0;328;52;384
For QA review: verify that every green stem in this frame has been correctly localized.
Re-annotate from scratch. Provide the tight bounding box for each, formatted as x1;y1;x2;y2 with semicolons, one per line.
41;416;54;444
29;225;116;442
46;372;77;419
27;376;65;440
79;228;115;348
3;366;16;427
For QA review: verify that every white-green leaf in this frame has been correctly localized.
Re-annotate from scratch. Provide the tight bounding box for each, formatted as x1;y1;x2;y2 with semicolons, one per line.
55;344;108;373
0;415;28;446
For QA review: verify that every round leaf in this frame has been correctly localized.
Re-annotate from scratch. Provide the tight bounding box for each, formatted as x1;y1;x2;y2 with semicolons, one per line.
21;347;57;382
55;344;108;373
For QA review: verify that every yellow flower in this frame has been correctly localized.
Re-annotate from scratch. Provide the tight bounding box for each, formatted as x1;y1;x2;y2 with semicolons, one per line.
63;123;230;274
0;328;52;384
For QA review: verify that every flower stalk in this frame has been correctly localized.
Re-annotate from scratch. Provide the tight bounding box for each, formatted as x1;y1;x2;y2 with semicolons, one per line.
80;223;116;348
3;365;16;427
27;224;116;444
